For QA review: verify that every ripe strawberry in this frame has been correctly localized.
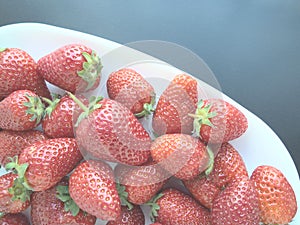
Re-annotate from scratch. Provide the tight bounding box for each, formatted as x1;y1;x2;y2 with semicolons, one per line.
152;73;198;136
69;160;121;221
0;173;30;214
0;89;45;131
0;48;50;100
107;68;155;117
106;205;145;225
250;165;297;225
0;213;30;225
190;99;248;143
150;223;162;225
31;177;97;225
150;133;211;180
148;188;211;225
0;129;47;166
211;175;260;225
70;93;151;166
37;43;102;93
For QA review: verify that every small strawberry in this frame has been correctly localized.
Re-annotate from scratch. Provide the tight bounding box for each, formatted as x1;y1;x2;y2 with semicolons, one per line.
148;188;211;225
0;213;30;225
69;160;121;221
0;47;50;100
106;205;145;225
250;165;297;225
107;68;155;117
150;133;212;180
211;175;260;225
37;43;102;93
189;99;248;143
0;89;45;131
152;73;198;136
30;177;97;225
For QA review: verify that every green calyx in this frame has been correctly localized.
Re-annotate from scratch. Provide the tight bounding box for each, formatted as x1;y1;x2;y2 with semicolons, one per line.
42;94;61;118
145;192;164;222
116;183;133;210
77;51;103;91
189;100;217;137
23;94;45;125
134;93;156;118
56;185;80;216
0;48;7;52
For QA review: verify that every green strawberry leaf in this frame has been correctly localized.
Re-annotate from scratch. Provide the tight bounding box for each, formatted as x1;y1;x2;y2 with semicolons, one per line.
56;185;80;216
145;192;164;222
42;94;61;118
23;94;45;125
135;92;156;118
0;48;6;52
117;183;133;210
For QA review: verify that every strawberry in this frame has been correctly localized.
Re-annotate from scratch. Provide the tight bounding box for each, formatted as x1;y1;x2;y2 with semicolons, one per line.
0;213;30;225
0;173;30;214
106;205;145;225
0;48;50;100
69;160;121;221
0;129;47;166
150;133;212;180
190;99;248;143
250;165;297;225
152;73;198;136
31;177;97;225
70;93;151;166
0;89;45;131
37;43;102;93
148;188;211;225
107;68;155;117
211;175;260;225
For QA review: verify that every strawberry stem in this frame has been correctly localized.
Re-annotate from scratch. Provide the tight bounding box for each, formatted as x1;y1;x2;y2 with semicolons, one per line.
56;184;80;216
116;183;134;210
41;95;61;118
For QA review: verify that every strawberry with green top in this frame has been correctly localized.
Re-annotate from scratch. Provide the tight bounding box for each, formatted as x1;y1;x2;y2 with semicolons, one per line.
37;43;102;93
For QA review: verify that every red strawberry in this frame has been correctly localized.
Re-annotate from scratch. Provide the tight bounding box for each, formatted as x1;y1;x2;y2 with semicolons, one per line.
37;43;102;93
0;48;50;100
0;213;30;225
150;133;211;180
0;173;30;214
152;73;198;135
107;68;155;117
150;223;162;225
69;160;121;221
250;165;297;225
148;188;211;225
190;99;248;143
0;89;45;131
0;129;47;166
70;93;151;166
211;175;260;225
31;177;97;225
106;205;145;225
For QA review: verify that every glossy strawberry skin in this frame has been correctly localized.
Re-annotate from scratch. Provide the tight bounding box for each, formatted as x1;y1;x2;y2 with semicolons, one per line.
250;165;297;225
19;138;83;191
0;173;30;214
106;205;145;225
75;98;151;166
69;160;121;221
37;44;102;93
31;178;97;225
0;213;30;225
150;133;209;180
154;188;211;225
0;48;50;100
107;68;155;116
0;129;47;166
152;74;198;135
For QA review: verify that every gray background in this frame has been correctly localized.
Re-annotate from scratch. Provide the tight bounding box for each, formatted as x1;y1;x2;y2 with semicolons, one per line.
1;0;299;174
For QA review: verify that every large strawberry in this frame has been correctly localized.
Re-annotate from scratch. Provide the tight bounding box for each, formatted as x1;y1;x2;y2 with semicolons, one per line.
0;129;47;166
211;175;260;225
37;43;102;93
250;165;297;225
148;188;211;225
106;205;145;225
189;99;248;143
69;160;121;221
31;177;97;225
107;68;155;117
0;213;30;225
0;47;50;100
0;89;45;131
152;73;198;136
150;133;212;180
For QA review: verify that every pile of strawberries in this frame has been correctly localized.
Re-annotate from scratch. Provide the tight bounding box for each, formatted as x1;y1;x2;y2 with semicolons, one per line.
0;44;298;225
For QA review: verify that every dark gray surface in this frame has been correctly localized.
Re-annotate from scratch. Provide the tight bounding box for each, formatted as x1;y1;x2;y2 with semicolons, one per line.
1;0;299;174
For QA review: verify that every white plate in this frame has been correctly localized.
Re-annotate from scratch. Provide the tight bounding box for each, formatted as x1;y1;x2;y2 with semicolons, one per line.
0;23;299;224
